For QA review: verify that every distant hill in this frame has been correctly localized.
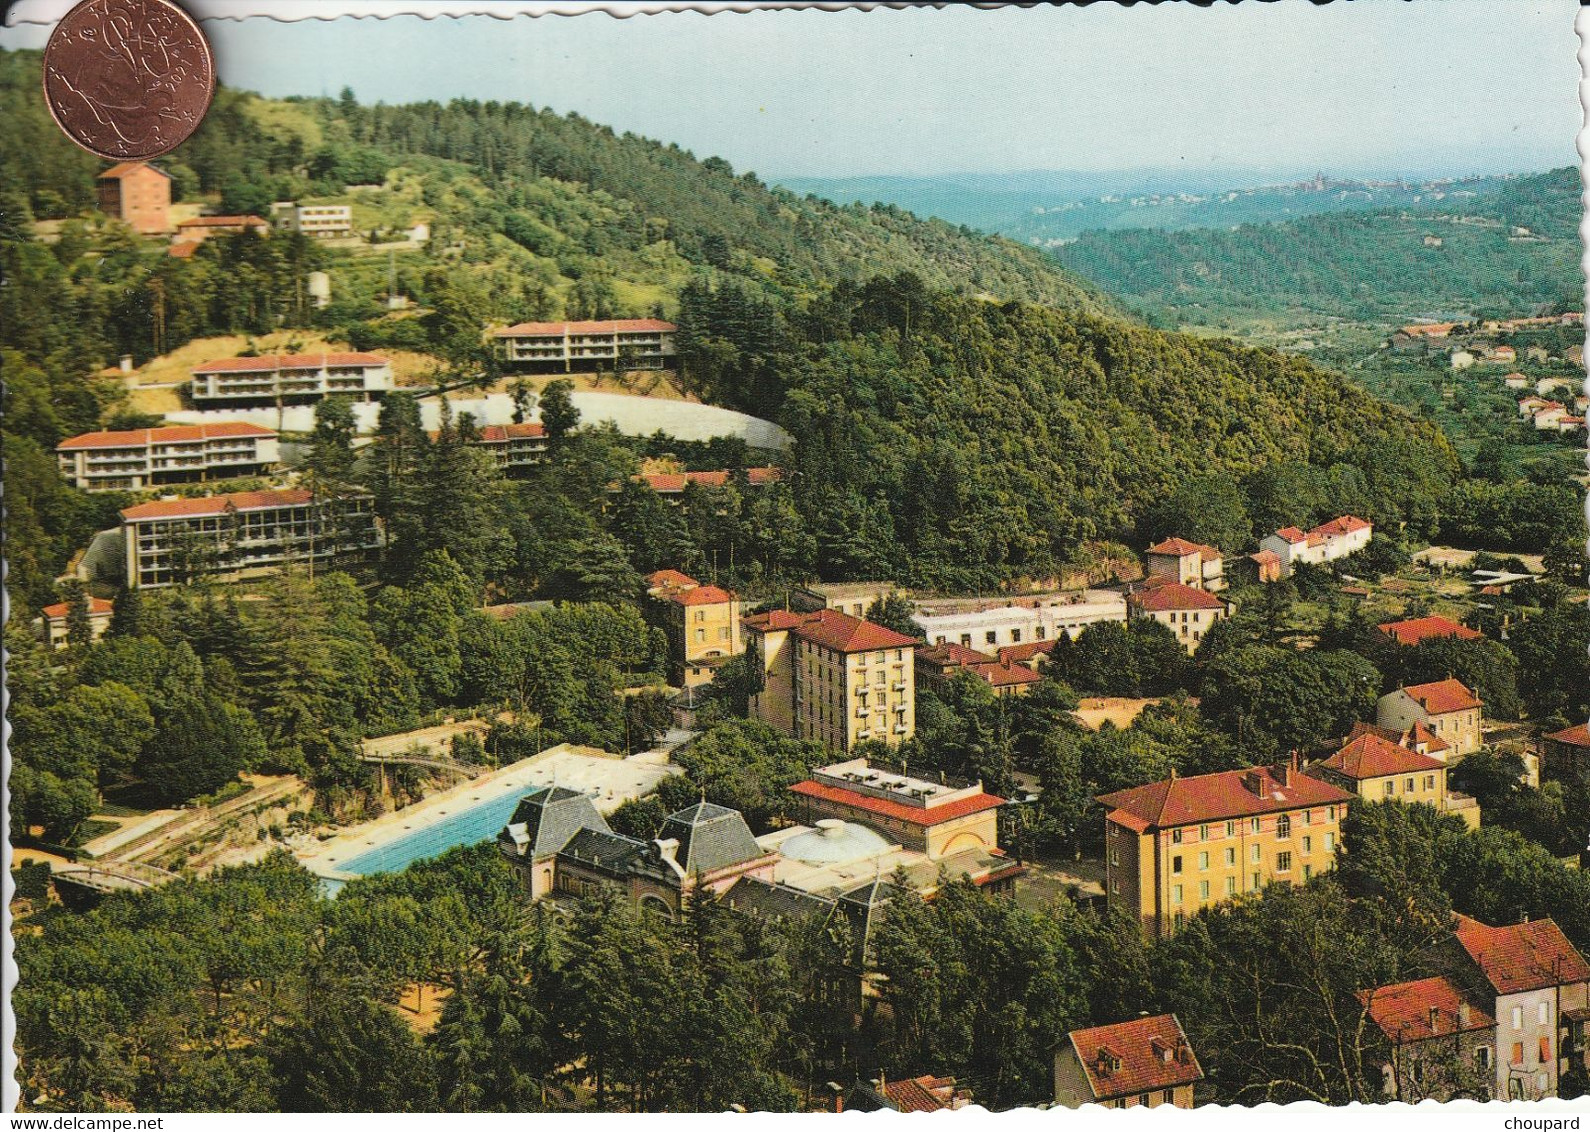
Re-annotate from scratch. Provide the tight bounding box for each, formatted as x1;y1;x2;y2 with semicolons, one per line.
1052;168;1579;326
777;169;1521;243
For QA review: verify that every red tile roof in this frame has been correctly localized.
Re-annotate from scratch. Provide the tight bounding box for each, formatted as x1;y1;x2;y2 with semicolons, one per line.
177;215;268;229
1544;724;1590;749
637;467;782;493
1313;732;1445;781
192;352;389;374
1397;678;1482;716
1274;526;1307;544
1248;549;1281;566
1358;976;1494;1044
41;597;115;620
1098;763;1353;828
120;488;313;522
494;318;676;337
970;661;1043;688
744;607;916;654
475;422;546;442
670;584;735;607
877;1076;960;1113
1147;537;1221;560
1399;322;1457;337
646;569;699;590
997;639;1058;665
919;642;997;666
789;779;1003;826
1128;581;1226;613
1455;917;1590;995
1065;1014;1202;1101
167;240;201;258
58;422;276;450
1309;515;1372;543
99;162;169;180
1378;615;1481;647
1343;720;1449;756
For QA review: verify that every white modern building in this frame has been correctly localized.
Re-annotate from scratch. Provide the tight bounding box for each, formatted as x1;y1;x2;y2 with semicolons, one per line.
56;423;280;491
190;352;393;405
493;319;677;371
272;202;354;237
913;589;1128;651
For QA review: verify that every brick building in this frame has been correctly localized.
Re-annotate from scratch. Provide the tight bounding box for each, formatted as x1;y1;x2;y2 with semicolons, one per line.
96;163;171;235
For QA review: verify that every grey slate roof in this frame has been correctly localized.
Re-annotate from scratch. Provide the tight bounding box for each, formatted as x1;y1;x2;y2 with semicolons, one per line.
722;876;836;923
558;827;649;877
659;801;765;875
501;785;610;860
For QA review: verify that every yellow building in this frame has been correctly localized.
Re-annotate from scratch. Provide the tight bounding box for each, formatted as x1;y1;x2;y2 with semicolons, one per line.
1307;728;1481;829
787;758;1004;859
644;569;742;688
743;608;917;750
1098;760;1354;939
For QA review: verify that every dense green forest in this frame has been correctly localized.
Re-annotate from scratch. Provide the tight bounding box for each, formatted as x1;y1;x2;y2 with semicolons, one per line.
1054;168;1580;327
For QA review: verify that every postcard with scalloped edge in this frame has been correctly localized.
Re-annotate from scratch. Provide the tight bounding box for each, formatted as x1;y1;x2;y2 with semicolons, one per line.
3;0;1588;1118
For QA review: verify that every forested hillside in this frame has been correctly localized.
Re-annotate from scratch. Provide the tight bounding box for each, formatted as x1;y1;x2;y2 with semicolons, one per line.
1054;168;1580;326
677;276;1459;590
1;45;1459;601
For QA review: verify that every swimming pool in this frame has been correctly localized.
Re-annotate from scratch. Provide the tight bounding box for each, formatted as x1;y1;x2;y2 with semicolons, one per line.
322;789;525;889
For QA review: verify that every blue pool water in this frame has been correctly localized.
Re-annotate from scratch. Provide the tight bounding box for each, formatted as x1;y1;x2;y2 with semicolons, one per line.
323;789;527;891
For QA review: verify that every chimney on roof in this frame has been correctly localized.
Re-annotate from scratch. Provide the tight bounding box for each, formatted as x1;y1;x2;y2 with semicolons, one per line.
119;353;134;373
1242;770;1265;796
1428;1006;1440;1033
1457;1003;1471;1028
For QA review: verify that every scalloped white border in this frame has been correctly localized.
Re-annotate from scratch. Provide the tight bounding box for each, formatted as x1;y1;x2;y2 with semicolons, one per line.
3;0;935;24
4;0;1589;1123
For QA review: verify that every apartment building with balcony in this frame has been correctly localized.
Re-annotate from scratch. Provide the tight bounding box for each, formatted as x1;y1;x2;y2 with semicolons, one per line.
428;422;548;471
493;319;677;372
190;353;393;406
56;423;280;492
743;608;917;750
120;488;379;589
1098;759;1354;939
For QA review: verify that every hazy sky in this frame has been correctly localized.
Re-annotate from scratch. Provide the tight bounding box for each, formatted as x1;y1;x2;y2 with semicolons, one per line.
4;1;1580;179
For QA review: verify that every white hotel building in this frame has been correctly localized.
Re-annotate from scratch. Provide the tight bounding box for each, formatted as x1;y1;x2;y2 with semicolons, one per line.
190;352;393;406
120;488;380;589
56;423;279;492
271;202;354;237
914;590;1128;652
493;319;677;372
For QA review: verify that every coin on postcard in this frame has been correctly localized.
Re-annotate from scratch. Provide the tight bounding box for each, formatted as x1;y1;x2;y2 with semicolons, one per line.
42;0;213;160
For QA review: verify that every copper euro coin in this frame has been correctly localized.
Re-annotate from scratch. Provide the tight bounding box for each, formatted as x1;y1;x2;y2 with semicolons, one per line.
42;0;215;161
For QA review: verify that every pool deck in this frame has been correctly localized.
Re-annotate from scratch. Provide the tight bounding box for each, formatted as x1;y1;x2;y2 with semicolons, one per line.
296;741;682;882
